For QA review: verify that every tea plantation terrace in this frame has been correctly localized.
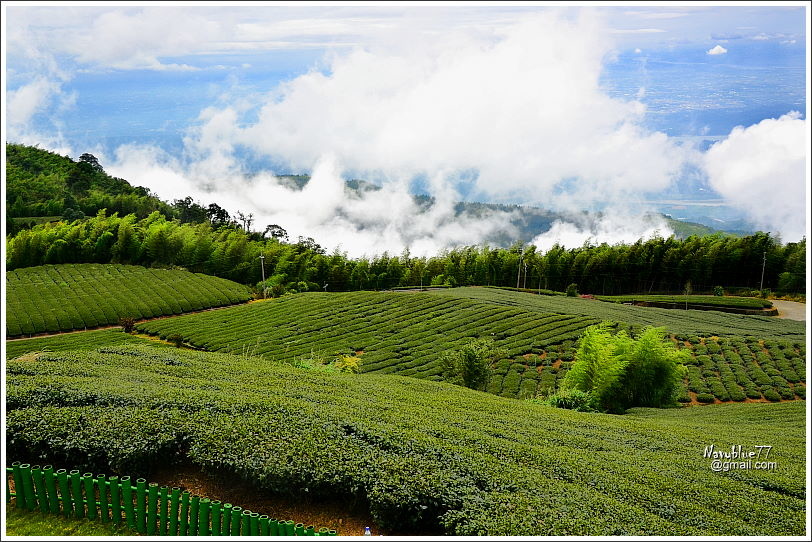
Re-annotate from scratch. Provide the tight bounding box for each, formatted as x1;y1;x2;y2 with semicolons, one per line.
5;346;806;536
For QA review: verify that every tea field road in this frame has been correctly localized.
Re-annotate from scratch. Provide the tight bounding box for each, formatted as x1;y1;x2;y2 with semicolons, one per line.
771;300;806;321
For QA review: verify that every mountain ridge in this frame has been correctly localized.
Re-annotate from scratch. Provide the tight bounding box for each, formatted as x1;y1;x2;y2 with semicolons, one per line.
6;142;739;242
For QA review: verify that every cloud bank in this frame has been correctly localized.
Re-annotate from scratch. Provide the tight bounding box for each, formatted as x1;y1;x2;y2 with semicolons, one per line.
531;213;671;254
99;11;692;256
205;12;685;202
704;112;807;241
108;145;519;257
9;6;807;254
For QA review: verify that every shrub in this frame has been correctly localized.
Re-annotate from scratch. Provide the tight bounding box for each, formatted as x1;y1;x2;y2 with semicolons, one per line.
563;325;689;413
673;380;691;403
543;388;595;412
166;333;184;348
118;316;136;333
713;286;724;297
440;339;505;391
762;388;781;402
745;387;763;399
269;284;286;298
695;393;716;403
430;274;446;287
566;283;579;297
778;387;795;400
333;355;362;373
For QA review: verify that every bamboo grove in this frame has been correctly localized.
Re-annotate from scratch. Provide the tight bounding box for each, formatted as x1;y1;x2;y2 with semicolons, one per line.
7;210;805;295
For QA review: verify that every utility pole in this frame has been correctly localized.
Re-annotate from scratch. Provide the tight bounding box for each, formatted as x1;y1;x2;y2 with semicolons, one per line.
259;254;266;299
759;251;766;291
684;280;692;310
538;269;542;295
516;249;522;290
523;262;528;289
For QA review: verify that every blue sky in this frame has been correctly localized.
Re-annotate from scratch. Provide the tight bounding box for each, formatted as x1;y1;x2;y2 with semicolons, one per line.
3;2;809;254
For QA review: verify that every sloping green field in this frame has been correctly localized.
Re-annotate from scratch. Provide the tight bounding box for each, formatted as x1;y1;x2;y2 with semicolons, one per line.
5;329;164;359
5;345;806;536
431;287;804;340
130;289;805;402
6;264;252;337
136;291;601;379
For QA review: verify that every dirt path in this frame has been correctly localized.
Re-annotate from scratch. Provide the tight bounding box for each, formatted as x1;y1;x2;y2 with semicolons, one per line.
149;465;385;536
770;300;807;321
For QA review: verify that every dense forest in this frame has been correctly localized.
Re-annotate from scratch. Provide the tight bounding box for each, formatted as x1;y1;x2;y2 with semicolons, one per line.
5;143;806;295
7;210;805;295
6;143;175;228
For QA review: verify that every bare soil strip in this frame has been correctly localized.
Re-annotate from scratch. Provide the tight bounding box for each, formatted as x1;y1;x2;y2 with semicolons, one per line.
148;464;385;536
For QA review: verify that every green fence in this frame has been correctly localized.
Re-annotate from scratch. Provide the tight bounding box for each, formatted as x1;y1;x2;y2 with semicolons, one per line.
6;462;337;536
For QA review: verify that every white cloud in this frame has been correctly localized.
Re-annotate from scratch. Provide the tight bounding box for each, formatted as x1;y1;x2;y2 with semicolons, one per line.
99;11;689;256
706;44;727;55
6;76;75;154
623;11;691;20
610;28;666;34
6;78;60;128
3;6;534;71
106;144;519;257
67;8;224;70
703;112;807;241
193;12;685;202
531;213;672;253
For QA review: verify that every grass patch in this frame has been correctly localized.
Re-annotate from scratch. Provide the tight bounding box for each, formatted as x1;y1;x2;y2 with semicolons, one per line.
4;505;138;536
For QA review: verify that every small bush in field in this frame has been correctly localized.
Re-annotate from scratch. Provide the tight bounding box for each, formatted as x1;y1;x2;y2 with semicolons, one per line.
118;317;136;333
713;286;724;297
562;325;689;413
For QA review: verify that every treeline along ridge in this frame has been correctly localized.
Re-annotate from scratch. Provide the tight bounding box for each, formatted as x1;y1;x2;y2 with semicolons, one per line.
5;143;806;295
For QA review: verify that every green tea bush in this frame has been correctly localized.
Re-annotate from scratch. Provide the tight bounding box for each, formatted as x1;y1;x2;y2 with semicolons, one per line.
5;346;807;536
6;264;251;336
114;287;805;408
745;386;763;399
762;388;782;402
778;387;796;400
